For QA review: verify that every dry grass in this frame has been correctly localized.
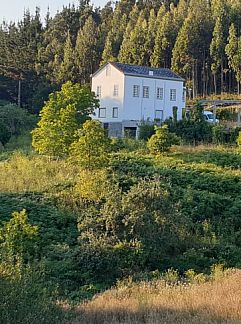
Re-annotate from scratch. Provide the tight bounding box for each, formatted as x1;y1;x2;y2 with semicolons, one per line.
71;270;241;324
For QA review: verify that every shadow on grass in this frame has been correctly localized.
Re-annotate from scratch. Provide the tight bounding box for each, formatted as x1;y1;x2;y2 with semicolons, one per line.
172;149;241;169
70;305;235;324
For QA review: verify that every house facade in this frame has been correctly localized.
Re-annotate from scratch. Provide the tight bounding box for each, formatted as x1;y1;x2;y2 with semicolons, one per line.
91;62;185;137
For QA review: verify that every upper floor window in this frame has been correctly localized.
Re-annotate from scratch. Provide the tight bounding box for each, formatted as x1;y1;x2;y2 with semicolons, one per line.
112;107;118;118
113;85;119;97
143;86;149;98
170;89;176;101
96;86;101;98
133;85;140;97
98;107;106;118
157;87;163;100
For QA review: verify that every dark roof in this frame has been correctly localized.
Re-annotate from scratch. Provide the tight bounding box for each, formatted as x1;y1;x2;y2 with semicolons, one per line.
110;62;184;81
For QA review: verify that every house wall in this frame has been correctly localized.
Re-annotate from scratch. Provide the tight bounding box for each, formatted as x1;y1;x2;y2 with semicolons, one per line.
123;75;185;122
91;63;186;137
91;63;125;125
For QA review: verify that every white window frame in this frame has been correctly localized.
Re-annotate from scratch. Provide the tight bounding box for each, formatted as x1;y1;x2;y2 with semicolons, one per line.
156;87;163;100
170;89;176;101
96;86;101;98
133;85;140;97
143;86;149;98
112;107;118;118
98;107;106;118
113;84;119;97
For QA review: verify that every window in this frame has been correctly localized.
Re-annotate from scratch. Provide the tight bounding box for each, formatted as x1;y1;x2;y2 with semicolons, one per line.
98;107;106;118
113;85;119;97
112;107;118;118
155;110;163;121
96;86;101;98
170;89;176;101
156;87;163;100
143;86;149;98
133;85;140;97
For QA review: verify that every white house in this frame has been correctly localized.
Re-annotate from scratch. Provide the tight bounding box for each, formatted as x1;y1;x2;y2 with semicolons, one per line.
91;62;185;137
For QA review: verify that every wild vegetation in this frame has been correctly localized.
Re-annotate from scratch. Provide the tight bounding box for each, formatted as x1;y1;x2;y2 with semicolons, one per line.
0;80;241;322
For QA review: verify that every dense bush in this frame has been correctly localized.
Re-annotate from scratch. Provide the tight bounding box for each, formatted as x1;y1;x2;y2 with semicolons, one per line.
167;119;213;144
138;122;155;140
147;125;180;153
0;104;36;137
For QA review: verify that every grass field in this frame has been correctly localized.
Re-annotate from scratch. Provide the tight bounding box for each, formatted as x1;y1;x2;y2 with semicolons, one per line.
71;269;241;324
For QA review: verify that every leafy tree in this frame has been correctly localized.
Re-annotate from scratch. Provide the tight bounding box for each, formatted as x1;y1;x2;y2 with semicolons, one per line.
147;125;179;153
0;104;36;136
70;119;110;169
32;81;99;157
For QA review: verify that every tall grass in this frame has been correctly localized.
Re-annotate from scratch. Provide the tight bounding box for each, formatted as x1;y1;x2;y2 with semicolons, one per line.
72;269;241;324
0;153;78;193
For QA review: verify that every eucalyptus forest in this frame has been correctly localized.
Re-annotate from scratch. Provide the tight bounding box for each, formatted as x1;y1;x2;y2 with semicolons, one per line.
1;0;241;323
1;0;241;111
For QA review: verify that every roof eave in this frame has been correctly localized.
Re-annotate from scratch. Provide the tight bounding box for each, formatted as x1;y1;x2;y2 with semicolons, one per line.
91;62;109;78
124;72;184;82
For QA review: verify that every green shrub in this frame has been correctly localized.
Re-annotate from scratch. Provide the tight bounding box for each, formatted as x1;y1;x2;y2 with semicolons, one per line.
237;131;241;147
147;125;179;153
138;122;155;140
0;119;11;146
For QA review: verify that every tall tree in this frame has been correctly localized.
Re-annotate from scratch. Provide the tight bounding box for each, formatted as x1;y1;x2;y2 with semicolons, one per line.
225;23;241;94
172;0;212;97
58;31;75;84
75;16;98;84
151;9;177;68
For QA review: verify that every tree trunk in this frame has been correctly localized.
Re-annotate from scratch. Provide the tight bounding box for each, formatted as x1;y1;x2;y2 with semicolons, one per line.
18;79;21;107
213;73;217;95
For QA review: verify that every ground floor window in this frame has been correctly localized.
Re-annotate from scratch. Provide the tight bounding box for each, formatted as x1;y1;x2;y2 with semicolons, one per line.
98;107;106;118
112;107;118;118
124;127;137;138
155;110;163;121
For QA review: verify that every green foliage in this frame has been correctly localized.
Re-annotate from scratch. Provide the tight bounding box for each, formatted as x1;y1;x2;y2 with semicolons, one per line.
0;120;11;146
168;119;213;144
138;122;155;141
0;104;36;137
32;81;99;157
0;263;66;324
147;125;179;153
0;209;38;262
70;120;110;169
237;130;241;147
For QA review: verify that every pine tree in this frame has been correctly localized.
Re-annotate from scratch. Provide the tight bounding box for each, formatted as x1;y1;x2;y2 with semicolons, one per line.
118;13;148;66
75;16;98;84
151;10;177;68
172;0;212;97
58;31;75;84
118;5;140;63
225;23;241;94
